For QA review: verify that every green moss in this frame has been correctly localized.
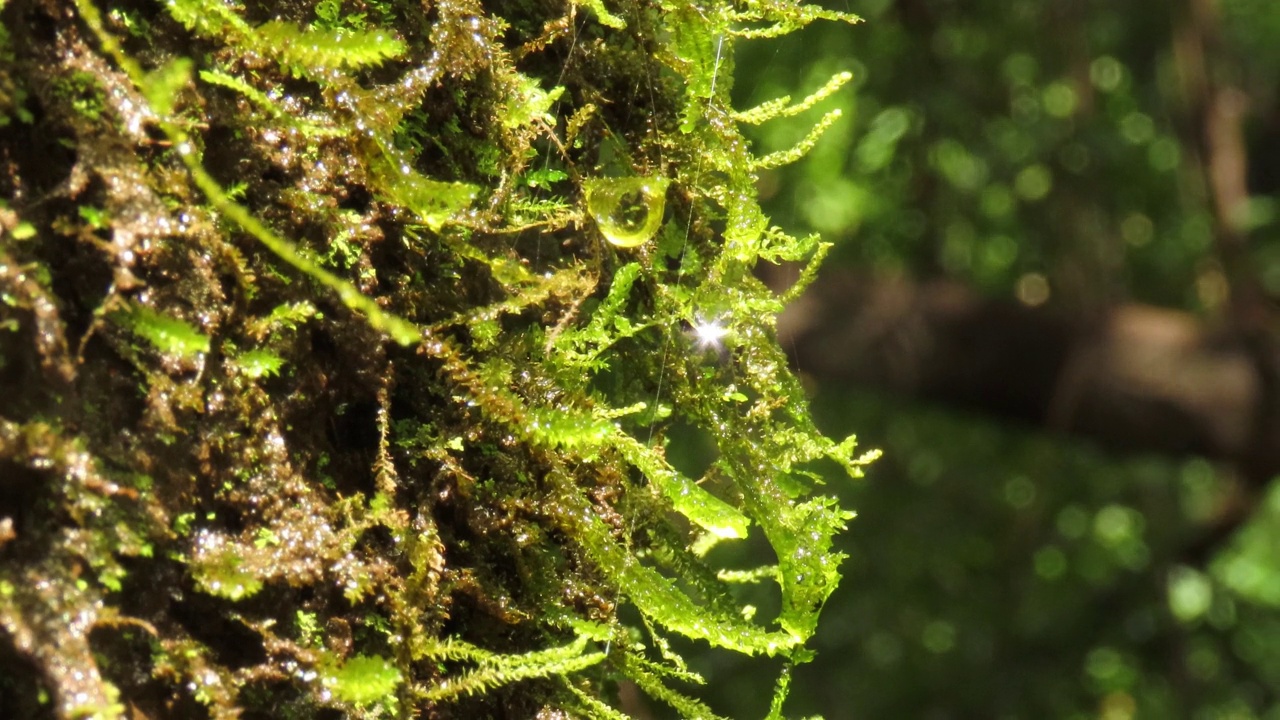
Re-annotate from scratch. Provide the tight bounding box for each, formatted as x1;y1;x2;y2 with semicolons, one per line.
1;0;870;716
325;654;402;707
115;303;210;360
53;70;107;121
232;348;286;378
189;539;264;600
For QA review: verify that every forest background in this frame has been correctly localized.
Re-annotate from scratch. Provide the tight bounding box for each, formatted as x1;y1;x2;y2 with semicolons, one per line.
716;0;1280;717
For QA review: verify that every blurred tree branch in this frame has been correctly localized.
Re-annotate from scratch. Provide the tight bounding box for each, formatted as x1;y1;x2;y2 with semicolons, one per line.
775;268;1269;555
1175;0;1280;510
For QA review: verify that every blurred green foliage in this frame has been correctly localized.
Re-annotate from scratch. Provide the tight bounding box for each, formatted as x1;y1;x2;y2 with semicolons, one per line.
737;0;1280;310
686;388;1280;717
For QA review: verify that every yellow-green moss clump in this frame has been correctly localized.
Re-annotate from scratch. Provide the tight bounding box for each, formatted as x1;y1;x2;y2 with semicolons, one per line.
0;0;873;716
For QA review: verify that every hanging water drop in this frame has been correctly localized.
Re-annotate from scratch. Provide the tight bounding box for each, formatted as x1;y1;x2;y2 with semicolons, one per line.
584;176;670;248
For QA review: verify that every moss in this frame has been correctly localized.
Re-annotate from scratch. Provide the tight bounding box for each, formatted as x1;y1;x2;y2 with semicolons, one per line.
0;0;871;717
52;70;106;122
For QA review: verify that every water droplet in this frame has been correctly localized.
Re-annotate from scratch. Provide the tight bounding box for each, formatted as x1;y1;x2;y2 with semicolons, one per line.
584;176;670;248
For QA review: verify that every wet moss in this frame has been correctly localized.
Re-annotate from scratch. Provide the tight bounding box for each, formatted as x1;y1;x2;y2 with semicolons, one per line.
1;0;870;716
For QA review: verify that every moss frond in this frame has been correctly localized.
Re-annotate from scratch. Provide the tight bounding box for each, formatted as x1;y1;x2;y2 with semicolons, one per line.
578;0;627;30
416;635;606;702
620;652;725;719
198;69;345;138
753;107;845;169
114;302;211;359
257;20;406;76
734;71;853;125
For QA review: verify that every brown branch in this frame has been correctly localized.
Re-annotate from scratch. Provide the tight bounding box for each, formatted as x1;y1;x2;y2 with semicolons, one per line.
777;270;1276;499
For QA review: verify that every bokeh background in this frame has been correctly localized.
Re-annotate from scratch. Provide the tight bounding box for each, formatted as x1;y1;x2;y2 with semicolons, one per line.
690;0;1280;717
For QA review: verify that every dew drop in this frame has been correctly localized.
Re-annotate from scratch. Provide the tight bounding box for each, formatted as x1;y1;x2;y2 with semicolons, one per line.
584;176;670;248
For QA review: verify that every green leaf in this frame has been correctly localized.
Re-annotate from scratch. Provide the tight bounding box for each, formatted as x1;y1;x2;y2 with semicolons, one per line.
549;472;794;655
164;0;253;39
613;434;751;540
198;69;343;138
415;635;605;702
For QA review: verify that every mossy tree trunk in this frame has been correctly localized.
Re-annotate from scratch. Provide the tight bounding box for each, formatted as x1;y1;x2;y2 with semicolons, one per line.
0;0;868;717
